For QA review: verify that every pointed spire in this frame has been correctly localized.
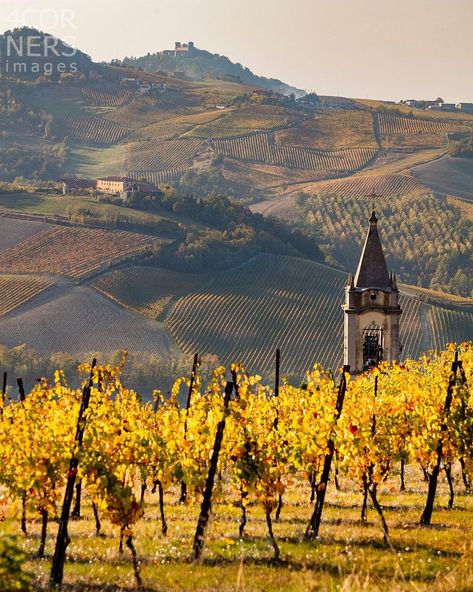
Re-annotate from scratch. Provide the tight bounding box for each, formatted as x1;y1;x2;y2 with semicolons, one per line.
392;273;398;290
354;211;391;289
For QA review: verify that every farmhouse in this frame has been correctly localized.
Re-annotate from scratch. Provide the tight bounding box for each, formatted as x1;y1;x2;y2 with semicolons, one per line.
96;177;161;199
60;178;95;195
319;96;356;109
456;102;473;113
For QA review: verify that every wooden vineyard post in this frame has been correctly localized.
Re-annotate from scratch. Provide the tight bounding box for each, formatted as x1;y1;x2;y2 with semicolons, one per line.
193;380;234;561
49;359;97;588
275;348;280;397
305;365;350;539
274;349;284;520
1;371;7;407
274;348;280;429
17;378;26;402
180;353;199;503
17;378;27;535
420;352;459;526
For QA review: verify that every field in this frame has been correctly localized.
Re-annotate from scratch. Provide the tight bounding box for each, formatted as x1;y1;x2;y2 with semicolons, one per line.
0;217;52;252
4;478;472;592
92;266;207;319
0;226;163;279
0;274;51;316
184;109;293;139
428;306;473;351
378;113;470;136
81;86;135;108
165;254;431;378
63;116;132;145
411;156;473;201
275;109;377;150
124;139;205;172
4;349;473;592
64;144;126;179
108;106;224;137
0;193;182;235
221;159;330;191
376;113;471;149
288;173;429;200
0;285;176;358
128;167;190;186
214;134;378;172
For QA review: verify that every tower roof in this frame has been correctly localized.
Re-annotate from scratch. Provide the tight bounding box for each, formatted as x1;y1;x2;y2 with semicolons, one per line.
354;211;392;289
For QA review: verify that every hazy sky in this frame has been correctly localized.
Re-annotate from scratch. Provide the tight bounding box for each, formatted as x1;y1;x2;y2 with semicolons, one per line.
1;0;472;102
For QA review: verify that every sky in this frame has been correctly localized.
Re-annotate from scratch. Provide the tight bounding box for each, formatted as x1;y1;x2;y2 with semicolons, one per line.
1;0;472;102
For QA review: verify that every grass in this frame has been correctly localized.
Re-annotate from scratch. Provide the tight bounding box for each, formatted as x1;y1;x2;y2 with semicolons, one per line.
275;110;377;150
0;192;182;235
8;471;473;591
363;149;448;176
65;144;126;178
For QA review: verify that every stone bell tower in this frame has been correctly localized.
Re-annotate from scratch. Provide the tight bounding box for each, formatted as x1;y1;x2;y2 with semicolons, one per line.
342;211;402;373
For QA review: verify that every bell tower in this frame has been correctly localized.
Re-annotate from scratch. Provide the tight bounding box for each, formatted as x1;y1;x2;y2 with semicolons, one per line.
342;211;402;373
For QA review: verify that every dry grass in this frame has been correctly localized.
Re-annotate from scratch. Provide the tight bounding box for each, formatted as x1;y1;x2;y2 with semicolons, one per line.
7;469;473;591
275;110;377;150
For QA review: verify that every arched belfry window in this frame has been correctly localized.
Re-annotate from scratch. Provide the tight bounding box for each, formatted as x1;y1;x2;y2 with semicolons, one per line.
362;322;383;371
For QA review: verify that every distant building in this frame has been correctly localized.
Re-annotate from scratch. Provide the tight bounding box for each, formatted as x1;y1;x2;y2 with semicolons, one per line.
60;178;96;195
428;101;456;111
223;74;243;83
319;96;356;109
121;77;139;87
96;177;161;199
405;99;422;108
162;41;196;57
456;102;473;113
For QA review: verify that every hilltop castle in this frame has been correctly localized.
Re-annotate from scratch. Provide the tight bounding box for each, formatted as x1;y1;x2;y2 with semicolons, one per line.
161;42;196;57
342;212;402;373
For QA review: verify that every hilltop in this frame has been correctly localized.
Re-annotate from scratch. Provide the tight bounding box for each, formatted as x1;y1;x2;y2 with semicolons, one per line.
120;41;302;95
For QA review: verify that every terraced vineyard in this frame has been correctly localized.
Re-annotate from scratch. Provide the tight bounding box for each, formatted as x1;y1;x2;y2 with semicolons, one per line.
214;133;377;171
0;286;176;358
184;111;292;139
0;275;52;316
81;87;135;107
304;173;429;199
124;139;204;171
0;226;163;279
92;266;206;319
166;254;427;378
0;217;52;252
428;306;473;351
275;110;377;150
127;168;188;186
379;113;470;136
63;116;131;144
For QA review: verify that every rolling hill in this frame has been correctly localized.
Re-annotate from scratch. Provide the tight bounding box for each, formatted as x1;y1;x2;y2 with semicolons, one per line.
0;27;473;378
120;43;301;95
